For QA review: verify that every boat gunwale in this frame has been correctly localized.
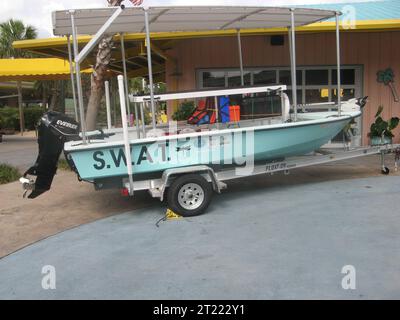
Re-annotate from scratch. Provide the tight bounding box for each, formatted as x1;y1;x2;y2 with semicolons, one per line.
64;111;360;152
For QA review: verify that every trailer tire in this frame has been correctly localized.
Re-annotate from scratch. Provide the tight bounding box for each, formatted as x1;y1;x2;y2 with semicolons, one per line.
167;174;213;217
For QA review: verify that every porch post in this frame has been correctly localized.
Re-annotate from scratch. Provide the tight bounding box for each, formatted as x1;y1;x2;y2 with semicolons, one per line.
17;81;24;136
105;80;112;129
144;8;157;130
120;33;131;119
121;32;141;139
237;29;244;86
70;10;87;144
335;12;342;116
66;35;78;121
290;9;297;122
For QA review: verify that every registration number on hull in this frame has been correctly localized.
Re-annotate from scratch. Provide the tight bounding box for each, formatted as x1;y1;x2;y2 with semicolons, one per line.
265;161;296;173
265;162;288;172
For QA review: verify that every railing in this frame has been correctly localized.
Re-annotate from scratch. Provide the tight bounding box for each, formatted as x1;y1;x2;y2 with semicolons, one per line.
298;102;337;112
128;85;287;139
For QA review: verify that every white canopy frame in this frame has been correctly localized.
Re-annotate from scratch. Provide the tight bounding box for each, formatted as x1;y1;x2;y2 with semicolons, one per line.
53;5;341;144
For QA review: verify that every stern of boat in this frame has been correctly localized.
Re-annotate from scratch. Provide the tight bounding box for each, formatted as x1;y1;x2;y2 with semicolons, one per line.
20;111;80;198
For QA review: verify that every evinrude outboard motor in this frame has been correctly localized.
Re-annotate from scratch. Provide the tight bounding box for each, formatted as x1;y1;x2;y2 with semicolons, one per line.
22;111;79;198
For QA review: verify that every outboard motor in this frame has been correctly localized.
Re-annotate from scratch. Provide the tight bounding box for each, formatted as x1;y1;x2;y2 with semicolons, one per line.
21;111;79;198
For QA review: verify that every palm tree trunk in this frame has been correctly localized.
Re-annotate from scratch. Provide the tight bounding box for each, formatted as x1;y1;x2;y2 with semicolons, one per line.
85;35;114;130
49;92;58;110
42;88;47;108
85;0;123;131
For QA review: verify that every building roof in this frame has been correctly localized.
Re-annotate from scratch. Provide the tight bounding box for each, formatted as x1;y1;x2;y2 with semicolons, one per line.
0;58;92;81
52;6;337;35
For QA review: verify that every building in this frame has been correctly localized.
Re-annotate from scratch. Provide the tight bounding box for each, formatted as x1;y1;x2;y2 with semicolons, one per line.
164;0;400;145
12;0;400;145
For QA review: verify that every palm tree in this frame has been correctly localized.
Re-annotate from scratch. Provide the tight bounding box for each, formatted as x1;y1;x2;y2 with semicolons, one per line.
0;19;37;58
85;0;125;131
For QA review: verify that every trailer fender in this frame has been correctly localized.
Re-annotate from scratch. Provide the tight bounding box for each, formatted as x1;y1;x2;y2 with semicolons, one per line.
158;165;225;202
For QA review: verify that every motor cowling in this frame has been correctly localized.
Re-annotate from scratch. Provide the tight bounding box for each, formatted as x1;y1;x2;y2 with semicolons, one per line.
23;111;79;198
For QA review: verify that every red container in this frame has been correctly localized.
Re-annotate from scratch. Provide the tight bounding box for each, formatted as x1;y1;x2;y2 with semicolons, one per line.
229;105;240;122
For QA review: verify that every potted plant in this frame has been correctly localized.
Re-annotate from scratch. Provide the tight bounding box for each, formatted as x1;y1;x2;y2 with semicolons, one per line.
368;105;399;145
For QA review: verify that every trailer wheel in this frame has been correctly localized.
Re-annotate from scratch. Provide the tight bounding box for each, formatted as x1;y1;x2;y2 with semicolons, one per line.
167;174;213;217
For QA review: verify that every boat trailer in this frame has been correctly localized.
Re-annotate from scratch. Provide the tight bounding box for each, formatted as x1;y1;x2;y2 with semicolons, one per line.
112;143;400;216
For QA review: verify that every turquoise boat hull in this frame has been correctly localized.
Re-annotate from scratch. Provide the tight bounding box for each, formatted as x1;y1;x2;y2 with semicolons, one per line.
66;115;354;181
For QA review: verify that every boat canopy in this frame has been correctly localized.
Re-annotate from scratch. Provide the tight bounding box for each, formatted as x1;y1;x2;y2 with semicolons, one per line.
51;5;342;145
52;6;338;36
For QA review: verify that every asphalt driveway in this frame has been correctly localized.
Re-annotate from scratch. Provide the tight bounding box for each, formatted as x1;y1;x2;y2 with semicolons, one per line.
0;175;399;299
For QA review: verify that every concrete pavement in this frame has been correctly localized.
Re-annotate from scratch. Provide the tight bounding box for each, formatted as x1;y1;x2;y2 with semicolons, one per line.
0;175;399;299
0;133;37;171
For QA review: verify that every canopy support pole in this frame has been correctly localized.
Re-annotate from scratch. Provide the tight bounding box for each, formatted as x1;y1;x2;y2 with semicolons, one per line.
144;8;157;130
66;35;78;121
105;80;112;129
290;9;297;122
120;33;137;133
236;29;244;86
117;75;134;196
70;10;87;144
141;103;146;137
335;12;342;116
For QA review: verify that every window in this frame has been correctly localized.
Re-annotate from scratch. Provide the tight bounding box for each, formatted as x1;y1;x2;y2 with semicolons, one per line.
202;71;225;88
197;66;363;146
305;89;329;103
227;71;251;87
306;69;328;85
197;66;361;106
279;70;302;86
332;69;355;85
253;70;276;85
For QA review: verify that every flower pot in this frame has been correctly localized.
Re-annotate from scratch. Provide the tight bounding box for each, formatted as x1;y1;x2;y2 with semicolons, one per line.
370;136;392;146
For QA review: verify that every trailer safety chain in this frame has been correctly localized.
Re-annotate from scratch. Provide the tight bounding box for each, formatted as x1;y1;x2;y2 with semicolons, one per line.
155;209;182;227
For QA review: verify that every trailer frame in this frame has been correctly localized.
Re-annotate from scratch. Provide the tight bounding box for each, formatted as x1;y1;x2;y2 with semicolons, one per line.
120;143;400;203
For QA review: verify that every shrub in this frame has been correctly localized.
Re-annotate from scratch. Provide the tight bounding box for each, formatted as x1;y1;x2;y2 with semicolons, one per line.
172;101;195;121
0;107;19;130
0;106;45;131
58;158;72;171
24;106;45;130
0;163;20;184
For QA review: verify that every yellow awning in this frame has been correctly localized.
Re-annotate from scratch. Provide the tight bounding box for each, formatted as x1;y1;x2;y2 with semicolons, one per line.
0;58;92;81
11;18;400;82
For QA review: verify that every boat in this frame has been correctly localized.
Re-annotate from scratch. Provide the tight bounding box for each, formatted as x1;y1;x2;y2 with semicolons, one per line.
21;5;377;216
63;86;363;182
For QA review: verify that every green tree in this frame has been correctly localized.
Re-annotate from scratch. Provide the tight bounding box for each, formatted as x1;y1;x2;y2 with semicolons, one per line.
0;19;37;58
